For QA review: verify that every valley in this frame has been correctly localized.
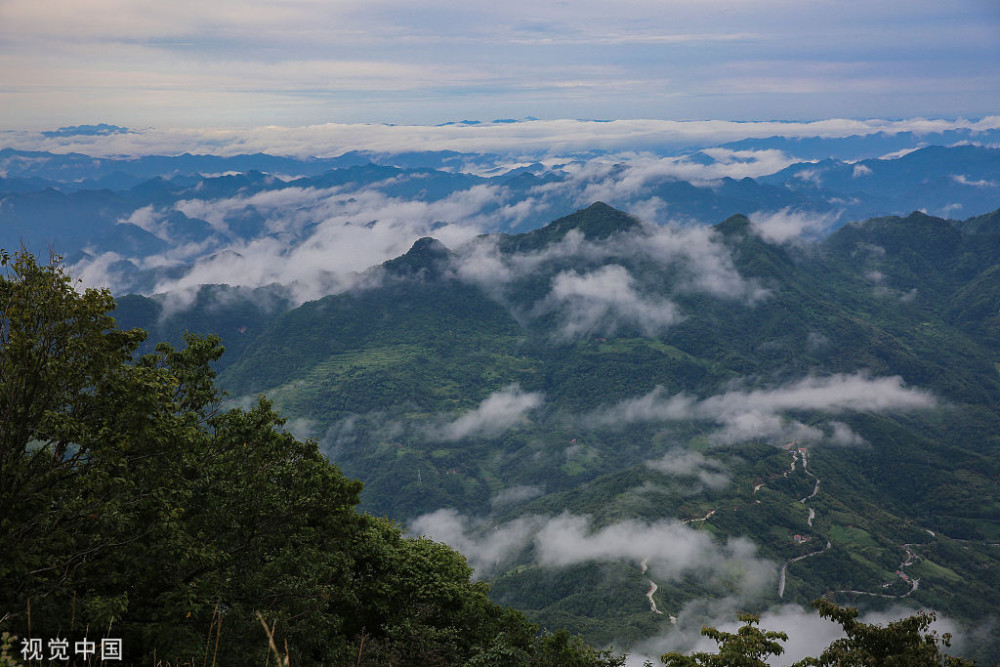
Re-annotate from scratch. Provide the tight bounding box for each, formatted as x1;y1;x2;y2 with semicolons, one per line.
111;200;1000;662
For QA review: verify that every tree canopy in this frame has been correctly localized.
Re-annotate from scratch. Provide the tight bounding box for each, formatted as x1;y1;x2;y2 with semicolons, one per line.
660;601;974;667
0;250;623;665
660;613;787;666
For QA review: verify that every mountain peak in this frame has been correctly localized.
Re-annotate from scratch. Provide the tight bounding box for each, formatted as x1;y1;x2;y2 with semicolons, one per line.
500;202;642;253
714;213;752;237
381;236;453;280
407;236;451;259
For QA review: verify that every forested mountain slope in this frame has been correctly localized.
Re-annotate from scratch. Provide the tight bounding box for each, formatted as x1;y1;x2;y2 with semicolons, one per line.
116;202;1000;662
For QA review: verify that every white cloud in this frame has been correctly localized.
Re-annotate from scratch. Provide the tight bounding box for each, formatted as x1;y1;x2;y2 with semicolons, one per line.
534;514;773;588
408;508;542;576
66;251;128;291
538;264;682;338
827;420;867;446
630;602;964;666
452;220;768;329
435;384;543;441
142;184;501;303
411;509;775;589
562;150;801;205
750;208;840;244
589;373;936;445
62;158;774;319
119;205;171;240
490;485;544;508
710;411;824;446
7;118;1000;161
951;174;998;188
793;168;822;185
645;450;730;490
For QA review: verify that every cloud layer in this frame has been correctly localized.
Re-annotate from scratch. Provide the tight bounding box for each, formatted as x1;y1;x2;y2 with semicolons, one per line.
589;373;936;445
410;509;775;592
537;265;682;338
435;384;543;441
7;118;1000;160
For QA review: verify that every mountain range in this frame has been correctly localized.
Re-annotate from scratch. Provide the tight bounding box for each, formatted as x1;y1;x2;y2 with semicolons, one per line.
3;141;1000;299
110;201;1000;663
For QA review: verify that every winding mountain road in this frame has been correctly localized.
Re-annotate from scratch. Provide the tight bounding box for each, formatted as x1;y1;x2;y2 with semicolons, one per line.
639;558;675;622
778;447;829;598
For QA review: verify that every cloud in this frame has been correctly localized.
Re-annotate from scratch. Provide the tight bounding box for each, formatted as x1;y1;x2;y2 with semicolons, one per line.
750;208;840;244
534;514;774;586
490;485;544;509
6;118;1000;161
452;220;768;333
119;205;171;240
537;265;682;338
408;508;542;576
4;0;1000;129
66;157;771;324
411;509;775;590
629;602;965;666
951;174;998;188
562;150;801;203
589;373;936;445
644;450;731;490
142;184;502;303
435;384;543;441
827;420;867;446
710;411;824;446
66;251;130;291
281;417;317;441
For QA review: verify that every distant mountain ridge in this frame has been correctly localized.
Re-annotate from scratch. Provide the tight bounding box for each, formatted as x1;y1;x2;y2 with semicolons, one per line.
4;142;999;297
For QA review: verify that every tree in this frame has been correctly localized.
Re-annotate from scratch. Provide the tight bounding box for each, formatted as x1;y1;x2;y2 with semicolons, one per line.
660;613;787;666
794;599;975;667
1;250;622;666
659;602;975;667
1;248;155;622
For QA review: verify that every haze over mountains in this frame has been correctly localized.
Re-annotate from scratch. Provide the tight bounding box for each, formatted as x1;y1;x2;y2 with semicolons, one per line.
4;121;1000;663
3;120;1000;306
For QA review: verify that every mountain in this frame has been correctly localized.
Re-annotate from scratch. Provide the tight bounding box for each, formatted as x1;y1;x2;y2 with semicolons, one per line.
4;144;1000;300
760;144;1000;219
115;202;1000;662
720;127;1000;162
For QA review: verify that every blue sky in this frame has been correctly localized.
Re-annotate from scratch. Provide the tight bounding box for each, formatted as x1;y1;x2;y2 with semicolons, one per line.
1;0;998;130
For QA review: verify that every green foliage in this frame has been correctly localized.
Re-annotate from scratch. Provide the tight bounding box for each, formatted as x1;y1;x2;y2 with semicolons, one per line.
0;250;621;666
0;633;18;667
660;603;975;666
660;613;787;666
794;600;975;667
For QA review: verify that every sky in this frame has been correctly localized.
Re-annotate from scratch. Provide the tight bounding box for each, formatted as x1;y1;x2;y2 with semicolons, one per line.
2;0;999;131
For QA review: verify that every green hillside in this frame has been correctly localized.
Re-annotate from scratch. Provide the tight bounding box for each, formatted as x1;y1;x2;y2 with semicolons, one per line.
121;203;1000;662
